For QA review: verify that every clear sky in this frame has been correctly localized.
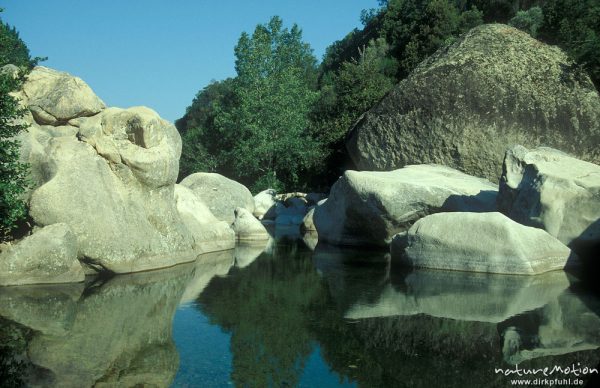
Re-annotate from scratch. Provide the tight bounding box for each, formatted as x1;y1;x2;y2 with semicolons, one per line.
3;0;378;122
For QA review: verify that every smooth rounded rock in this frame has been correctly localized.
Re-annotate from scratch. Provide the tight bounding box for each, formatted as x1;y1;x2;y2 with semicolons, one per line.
22;66;106;124
394;212;574;275
346;24;600;181
232;207;270;241
0;224;84;286
314;165;498;247
180;173;254;224
498;145;600;255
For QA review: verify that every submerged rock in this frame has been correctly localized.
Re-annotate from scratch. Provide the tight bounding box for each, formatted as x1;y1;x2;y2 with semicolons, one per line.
394;212;573;275
0;224;84;286
313;165;497;247
498;145;600;256
346;24;600;181
180;172;254;224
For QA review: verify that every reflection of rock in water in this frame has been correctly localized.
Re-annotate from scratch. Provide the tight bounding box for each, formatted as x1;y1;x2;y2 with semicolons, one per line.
0;263;194;387
329;264;600;369
0;284;83;336
312;243;391;312
311;310;600;388
180;251;235;304
234;240;269;269
501;291;600;364
345;270;570;323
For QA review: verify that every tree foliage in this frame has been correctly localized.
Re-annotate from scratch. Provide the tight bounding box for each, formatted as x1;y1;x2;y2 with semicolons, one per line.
0;11;33;240
539;0;600;89
177;17;321;192
179;1;600;192
509;6;544;37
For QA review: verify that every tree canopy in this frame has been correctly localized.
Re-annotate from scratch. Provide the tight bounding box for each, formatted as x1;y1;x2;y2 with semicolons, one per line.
178;17;321;192
178;1;600;193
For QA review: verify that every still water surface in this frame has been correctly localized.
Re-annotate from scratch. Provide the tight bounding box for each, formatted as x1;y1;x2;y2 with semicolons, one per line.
1;231;599;387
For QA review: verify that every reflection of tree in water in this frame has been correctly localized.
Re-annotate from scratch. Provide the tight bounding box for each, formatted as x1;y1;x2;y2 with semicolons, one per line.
197;239;329;387
196;238;600;387
0;317;30;388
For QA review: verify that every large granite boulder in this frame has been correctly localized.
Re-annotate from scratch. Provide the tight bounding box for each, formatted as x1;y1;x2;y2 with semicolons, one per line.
180;173;254;224
14;67;230;275
393;212;573;275
21;66;106;125
232;207;270;241
313;165;498;247
346;24;600;182
0;224;84;286
498;145;600;256
27;114;193;273
174;185;235;253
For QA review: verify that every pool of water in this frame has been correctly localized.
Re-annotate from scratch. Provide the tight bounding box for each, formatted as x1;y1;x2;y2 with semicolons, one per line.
1;233;599;387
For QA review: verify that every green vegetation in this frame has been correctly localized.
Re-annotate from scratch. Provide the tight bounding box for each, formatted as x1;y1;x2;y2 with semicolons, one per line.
178;17;321;192
0;10;35;241
198;240;328;387
178;1;600;192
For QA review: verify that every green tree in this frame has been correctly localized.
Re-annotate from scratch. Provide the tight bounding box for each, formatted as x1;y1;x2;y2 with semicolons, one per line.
309;38;397;188
381;0;483;78
0;12;33;240
176;78;237;180
178;17;321;192
509;6;544;37
539;0;600;89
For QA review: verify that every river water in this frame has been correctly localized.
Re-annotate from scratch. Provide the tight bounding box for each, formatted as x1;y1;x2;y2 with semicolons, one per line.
1;229;599;387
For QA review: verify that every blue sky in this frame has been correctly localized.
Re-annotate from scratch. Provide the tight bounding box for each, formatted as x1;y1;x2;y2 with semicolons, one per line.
3;0;378;122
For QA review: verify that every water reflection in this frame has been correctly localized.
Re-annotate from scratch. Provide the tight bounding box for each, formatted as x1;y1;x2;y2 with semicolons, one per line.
1;237;599;388
345;270;570;323
0;259;196;387
196;238;329;387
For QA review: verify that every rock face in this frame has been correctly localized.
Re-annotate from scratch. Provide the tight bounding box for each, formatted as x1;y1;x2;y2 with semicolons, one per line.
498;145;600;255
180;173;254;224
394;212;573;275
232;207;270;241
174;185;235;253
0;224;84;286
346;24;600;182
313;165;498;247
14;66;230;275
21;66;106;125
